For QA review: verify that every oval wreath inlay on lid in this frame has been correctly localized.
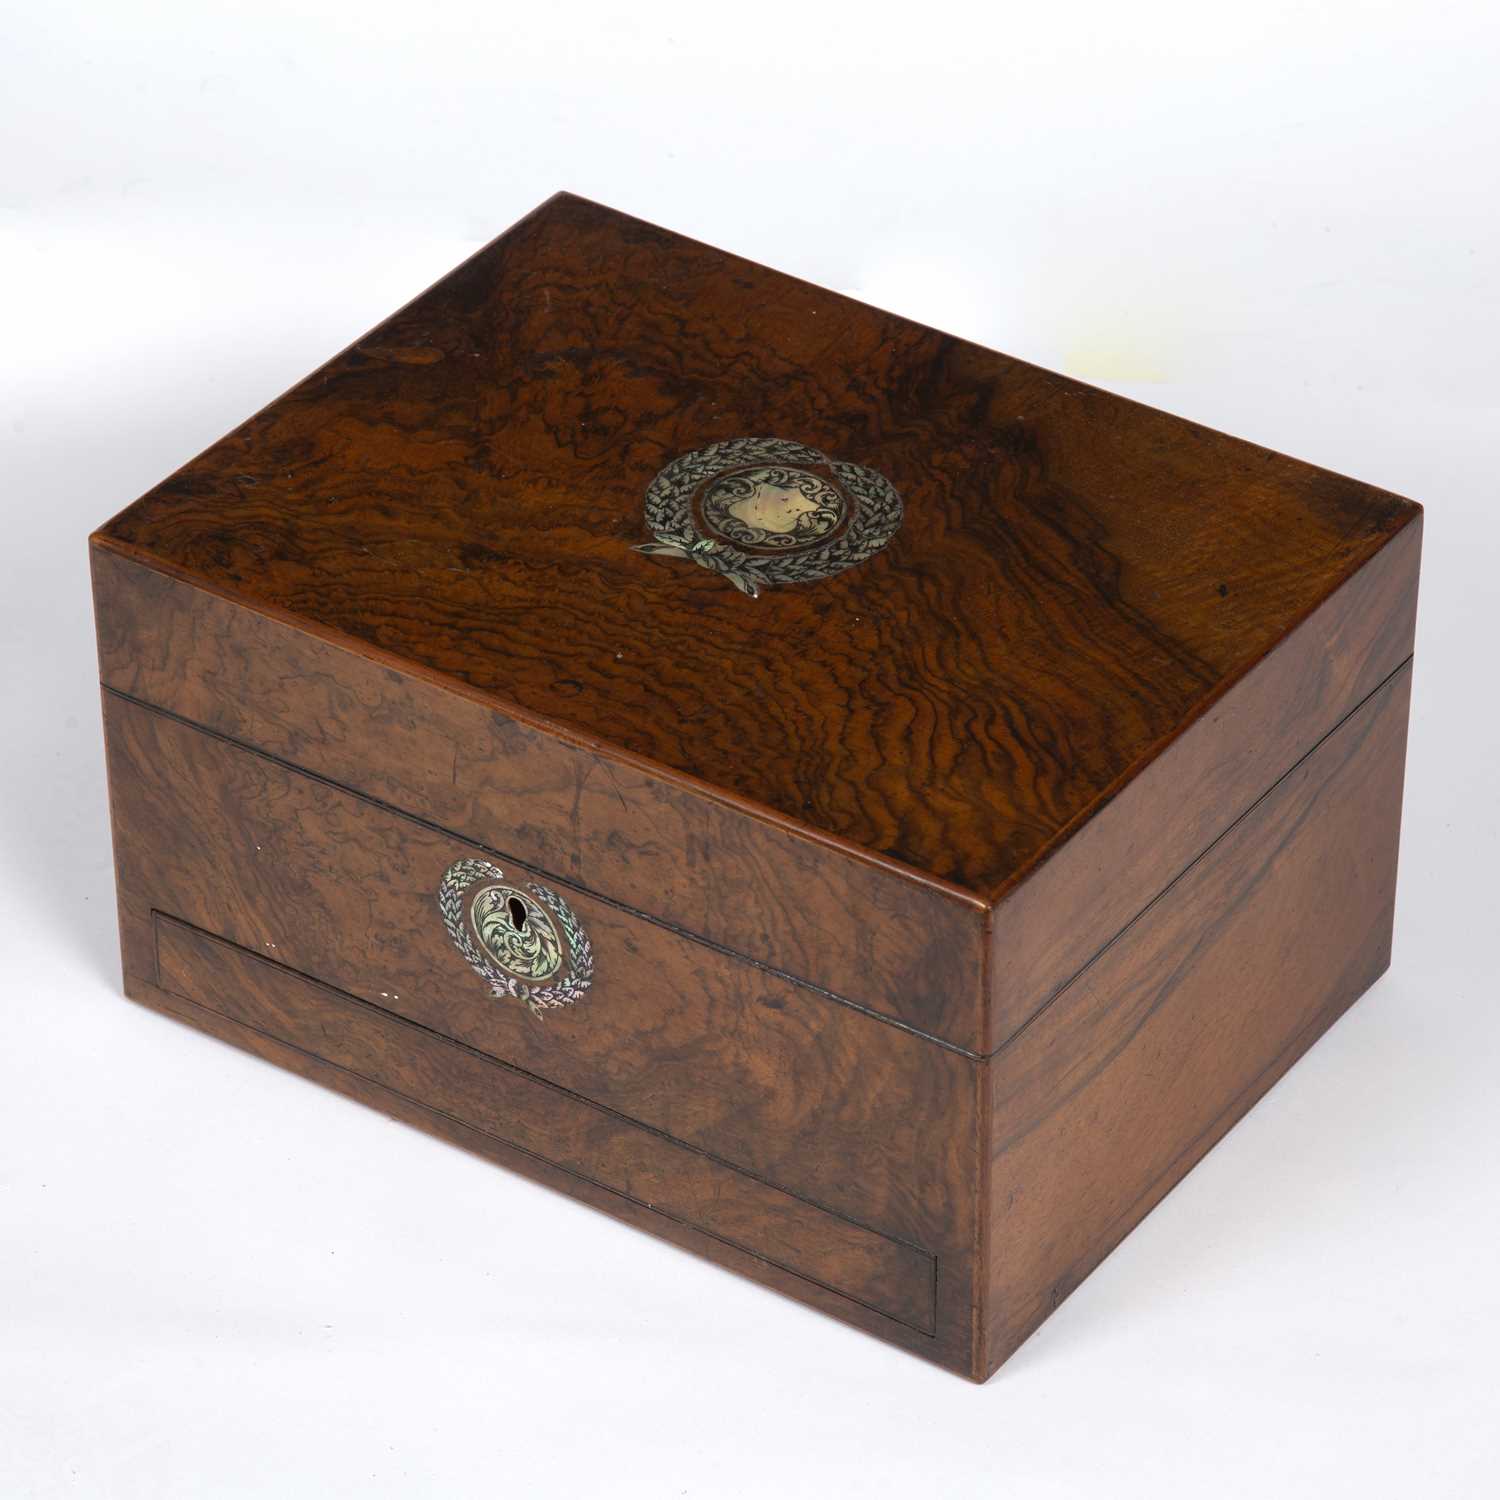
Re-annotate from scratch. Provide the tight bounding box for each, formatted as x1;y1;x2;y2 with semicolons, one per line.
634;437;903;597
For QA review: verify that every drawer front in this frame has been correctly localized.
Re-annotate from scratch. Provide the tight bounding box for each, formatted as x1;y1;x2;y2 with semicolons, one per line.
151;914;936;1333
103;690;978;1365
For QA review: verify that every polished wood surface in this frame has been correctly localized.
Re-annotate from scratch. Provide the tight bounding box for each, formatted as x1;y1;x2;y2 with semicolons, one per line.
90;193;1423;1378
96;192;1420;905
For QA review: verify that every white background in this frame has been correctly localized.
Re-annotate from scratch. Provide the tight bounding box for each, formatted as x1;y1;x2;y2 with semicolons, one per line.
3;2;1498;1494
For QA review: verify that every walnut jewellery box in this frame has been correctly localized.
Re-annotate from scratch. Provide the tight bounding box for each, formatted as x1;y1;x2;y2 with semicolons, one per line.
91;193;1422;1381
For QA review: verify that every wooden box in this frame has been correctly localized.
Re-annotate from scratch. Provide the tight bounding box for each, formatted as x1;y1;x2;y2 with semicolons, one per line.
91;193;1422;1380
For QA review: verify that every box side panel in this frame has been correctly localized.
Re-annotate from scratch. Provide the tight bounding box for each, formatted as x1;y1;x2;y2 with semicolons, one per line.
986;516;1421;1049
101;688;981;1372
92;541;988;1051
982;663;1412;1377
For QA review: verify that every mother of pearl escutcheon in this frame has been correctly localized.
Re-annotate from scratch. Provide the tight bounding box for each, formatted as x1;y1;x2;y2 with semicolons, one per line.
438;858;593;1015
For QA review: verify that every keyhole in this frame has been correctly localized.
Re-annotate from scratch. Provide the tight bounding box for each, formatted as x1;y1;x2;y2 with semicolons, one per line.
507;896;529;933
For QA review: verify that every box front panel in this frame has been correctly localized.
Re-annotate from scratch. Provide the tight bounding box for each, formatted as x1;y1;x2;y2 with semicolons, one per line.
93;544;989;1050
102;688;980;1372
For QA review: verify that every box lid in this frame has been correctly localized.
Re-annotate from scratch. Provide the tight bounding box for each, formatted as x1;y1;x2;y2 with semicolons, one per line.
97;193;1420;1044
